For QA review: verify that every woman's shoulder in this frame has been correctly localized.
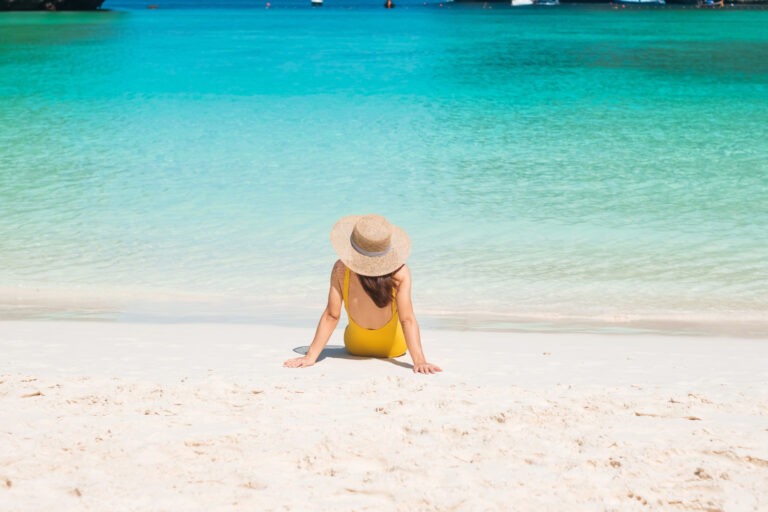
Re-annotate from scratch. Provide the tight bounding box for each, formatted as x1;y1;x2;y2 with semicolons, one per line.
393;264;411;286
332;259;347;275
331;259;346;288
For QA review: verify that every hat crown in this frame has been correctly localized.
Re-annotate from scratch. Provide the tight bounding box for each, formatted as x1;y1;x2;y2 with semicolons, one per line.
351;214;392;253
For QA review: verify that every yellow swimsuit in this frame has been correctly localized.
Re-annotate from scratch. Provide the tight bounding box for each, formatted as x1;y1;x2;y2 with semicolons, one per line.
342;268;407;358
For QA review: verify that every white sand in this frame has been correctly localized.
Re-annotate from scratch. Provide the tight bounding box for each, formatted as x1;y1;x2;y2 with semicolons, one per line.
1;321;766;511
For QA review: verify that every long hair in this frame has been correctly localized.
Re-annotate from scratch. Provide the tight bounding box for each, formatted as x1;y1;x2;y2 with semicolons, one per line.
358;269;399;308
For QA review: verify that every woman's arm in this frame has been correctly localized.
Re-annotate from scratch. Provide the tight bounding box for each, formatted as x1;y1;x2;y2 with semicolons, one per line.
283;261;344;368
395;265;442;375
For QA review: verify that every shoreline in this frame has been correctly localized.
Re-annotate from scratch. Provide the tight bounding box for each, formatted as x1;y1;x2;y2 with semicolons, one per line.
3;286;767;339
1;320;766;510
4;311;768;339
3;313;767;339
3;301;767;340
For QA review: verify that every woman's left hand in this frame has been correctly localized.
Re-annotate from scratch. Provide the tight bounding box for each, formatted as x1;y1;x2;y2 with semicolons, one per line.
413;362;442;374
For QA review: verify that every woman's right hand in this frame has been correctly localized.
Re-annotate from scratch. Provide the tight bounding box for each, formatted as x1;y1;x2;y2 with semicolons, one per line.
413;362;442;374
283;356;316;368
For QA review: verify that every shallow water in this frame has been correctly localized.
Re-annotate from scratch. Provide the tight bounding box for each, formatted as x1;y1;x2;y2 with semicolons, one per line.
1;3;767;334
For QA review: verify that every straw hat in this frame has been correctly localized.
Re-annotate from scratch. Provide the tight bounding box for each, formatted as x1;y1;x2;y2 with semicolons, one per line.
330;214;411;277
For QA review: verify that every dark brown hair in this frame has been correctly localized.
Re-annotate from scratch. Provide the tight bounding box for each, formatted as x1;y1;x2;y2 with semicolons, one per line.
358;269;399;308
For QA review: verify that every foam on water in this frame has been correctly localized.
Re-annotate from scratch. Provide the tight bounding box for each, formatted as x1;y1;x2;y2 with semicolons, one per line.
1;4;767;335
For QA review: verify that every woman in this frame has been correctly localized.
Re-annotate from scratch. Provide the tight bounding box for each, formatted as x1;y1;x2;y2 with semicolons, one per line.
283;214;442;375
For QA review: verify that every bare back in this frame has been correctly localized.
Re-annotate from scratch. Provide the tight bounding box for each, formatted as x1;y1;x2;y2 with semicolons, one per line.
332;260;404;330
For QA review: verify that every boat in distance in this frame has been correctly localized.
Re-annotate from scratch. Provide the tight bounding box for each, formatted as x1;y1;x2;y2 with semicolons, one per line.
511;0;559;5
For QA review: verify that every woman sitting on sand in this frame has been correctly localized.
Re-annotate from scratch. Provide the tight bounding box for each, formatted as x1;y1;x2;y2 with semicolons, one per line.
284;214;442;375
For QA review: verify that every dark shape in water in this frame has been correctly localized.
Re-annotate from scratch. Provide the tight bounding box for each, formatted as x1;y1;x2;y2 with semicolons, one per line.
384;0;395;7
1;0;104;9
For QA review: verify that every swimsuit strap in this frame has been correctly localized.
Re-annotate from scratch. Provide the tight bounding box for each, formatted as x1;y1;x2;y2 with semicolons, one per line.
343;267;350;314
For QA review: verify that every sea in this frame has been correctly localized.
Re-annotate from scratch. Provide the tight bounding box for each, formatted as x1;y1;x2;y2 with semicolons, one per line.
1;1;766;336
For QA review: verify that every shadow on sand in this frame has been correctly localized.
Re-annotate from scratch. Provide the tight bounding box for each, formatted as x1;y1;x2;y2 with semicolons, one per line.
293;345;413;370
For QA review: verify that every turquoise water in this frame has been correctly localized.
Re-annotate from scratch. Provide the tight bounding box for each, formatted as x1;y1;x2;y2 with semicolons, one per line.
1;4;767;335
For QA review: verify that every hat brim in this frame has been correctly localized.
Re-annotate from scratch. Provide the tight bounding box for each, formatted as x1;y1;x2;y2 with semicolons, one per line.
330;215;411;277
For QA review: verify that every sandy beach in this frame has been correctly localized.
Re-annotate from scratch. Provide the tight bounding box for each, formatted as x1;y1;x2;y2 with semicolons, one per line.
3;3;768;511
1;321;766;511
